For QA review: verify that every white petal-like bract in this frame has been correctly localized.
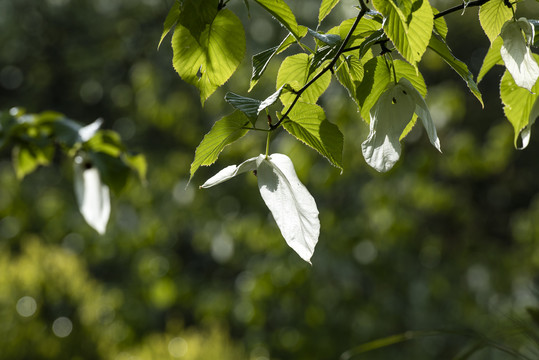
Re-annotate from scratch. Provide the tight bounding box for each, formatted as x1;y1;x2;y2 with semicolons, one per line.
256;154;319;263
74;160;111;235
500;18;539;92
520;98;539;149
362;82;415;172
200;157;257;188
78;118;104;142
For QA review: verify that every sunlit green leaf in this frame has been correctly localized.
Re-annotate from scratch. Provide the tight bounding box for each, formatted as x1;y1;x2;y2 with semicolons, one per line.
428;33;483;106
432;7;448;39
335;55;363;102
500;61;539;149
158;0;180;49
172;9;245;104
372;0;433;67
479;0;513;43
123;152;148;183
254;0;302;39
283;102;344;171
319;0;341;24
276;53;332;107
13;143;54;179
477;36;503;83
189;111;250;182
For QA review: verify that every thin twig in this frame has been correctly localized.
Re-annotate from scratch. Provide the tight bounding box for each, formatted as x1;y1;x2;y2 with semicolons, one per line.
270;0;369;130
434;0;490;19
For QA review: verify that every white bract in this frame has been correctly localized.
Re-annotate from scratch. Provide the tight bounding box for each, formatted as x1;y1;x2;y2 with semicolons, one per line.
201;153;319;263
500;18;539;92
361;78;441;172
74;157;111;235
521;98;539;149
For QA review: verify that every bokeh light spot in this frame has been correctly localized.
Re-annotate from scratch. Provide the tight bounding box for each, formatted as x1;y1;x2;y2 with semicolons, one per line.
16;296;37;317
168;337;188;358
52;317;73;338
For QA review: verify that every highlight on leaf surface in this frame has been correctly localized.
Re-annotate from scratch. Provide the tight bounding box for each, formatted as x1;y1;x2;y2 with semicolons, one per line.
500;18;539;92
361;78;440;172
201;154;319;263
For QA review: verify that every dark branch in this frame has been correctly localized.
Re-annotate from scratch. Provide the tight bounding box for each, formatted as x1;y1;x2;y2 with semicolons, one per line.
434;0;490;19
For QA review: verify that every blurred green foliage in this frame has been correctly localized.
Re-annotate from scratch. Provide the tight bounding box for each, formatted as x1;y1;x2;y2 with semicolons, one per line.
2;0;539;359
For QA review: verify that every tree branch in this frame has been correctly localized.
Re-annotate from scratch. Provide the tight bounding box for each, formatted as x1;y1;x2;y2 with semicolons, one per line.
434;0;490;19
270;0;369;130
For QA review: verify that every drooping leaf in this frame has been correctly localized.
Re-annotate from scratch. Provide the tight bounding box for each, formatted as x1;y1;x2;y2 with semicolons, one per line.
372;0;433;68
158;0;181;49
276;53;332;107
500;18;539;91
225;87;284;125
249;34;296;91
335;54;364;102
500;63;539;149
172;9;245;104
356;57;426;122
283;103;344;171
477;36;503;83
123;152;148;183
200;156;257;188
428;33;483;106
189;111;250;182
74;159;111;235
319;0;341;24
479;0;513;43
256;154;319;263
308;28;341;46
253;0;303;39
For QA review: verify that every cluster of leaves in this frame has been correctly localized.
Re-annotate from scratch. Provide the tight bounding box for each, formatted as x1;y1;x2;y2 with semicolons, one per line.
0;108;146;234
161;0;539;262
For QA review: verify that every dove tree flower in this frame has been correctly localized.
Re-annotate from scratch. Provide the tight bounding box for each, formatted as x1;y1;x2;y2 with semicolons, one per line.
361;78;441;172
500;18;539;92
201;153;319;263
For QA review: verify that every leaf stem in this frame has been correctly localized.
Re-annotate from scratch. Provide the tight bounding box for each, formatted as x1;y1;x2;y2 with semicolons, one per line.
265;131;270;157
270;0;369;130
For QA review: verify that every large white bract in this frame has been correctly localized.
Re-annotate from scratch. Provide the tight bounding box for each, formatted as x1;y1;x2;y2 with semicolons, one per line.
361;78;441;172
201;153;319;263
74;159;111;235
500;18;539;92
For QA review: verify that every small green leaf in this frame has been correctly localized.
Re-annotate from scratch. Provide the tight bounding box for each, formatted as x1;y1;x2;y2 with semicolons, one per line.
254;0;302;39
335;55;363;102
189;111;250;182
225;87;284;125
158;0;181;49
276;53;331;107
428;33;483;106
172;9;245;104
372;0;433;67
500;59;539;149
283;102;343;171
479;0;513;43
123;152;147;183
432;7;448;39
308;28;341;46
477;36;503;83
356;57;426;122
249;34;296;91
319;0;341;24
13;143;54;179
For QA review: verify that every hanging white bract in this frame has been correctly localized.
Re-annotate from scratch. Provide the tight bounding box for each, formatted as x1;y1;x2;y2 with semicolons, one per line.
361;78;441;172
201;153;319;263
500;18;539;92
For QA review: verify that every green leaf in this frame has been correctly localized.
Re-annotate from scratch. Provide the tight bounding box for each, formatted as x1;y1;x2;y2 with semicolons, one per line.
283;103;343;171
172;9;245;104
86;130;125;157
189;111;250;182
432;7;448;39
428;33;483;106
123;153;148;183
372;0;433;67
276;53;332;107
158;0;180;49
249;34;295;91
177;0;219;40
319;0;341;24
13;143;54;179
500;60;539;149
479;0;513;43
308;28;341;46
335;55;363;102
477;36;503;83
356;57;426;122
253;0;302;39
225;87;284;125
88;151;130;194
